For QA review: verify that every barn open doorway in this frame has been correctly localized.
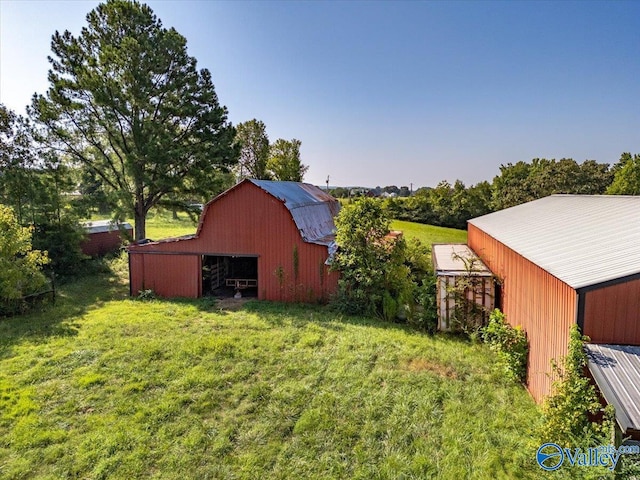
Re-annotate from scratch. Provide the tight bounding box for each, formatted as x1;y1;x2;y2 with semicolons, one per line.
202;255;258;298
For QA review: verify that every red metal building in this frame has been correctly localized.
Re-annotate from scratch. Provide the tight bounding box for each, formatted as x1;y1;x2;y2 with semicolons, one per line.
468;195;640;408
128;179;340;302
81;220;133;256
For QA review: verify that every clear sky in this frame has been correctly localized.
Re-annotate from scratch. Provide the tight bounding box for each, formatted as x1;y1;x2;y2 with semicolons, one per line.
1;0;639;188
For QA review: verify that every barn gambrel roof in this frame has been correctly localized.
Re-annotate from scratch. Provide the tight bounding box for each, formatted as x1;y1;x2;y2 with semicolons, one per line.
196;179;340;247
468;195;640;290
249;180;339;246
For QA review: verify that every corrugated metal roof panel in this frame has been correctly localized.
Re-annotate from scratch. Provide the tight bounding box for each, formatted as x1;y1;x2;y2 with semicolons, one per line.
82;220;133;234
585;344;640;432
468;195;640;289
432;244;492;276
249;180;339;246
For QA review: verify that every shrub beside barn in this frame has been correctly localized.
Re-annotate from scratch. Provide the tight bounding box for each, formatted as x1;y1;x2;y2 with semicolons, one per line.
128;180;340;302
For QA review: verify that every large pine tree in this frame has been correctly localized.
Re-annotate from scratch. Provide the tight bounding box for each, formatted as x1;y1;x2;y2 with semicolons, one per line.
31;0;238;240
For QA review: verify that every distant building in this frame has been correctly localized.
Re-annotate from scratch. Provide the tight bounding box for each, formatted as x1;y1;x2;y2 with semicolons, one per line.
81;220;132;256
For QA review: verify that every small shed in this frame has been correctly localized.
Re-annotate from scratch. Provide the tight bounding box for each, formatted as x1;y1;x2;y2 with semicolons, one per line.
432;243;494;331
81;220;133;256
128;179;340;302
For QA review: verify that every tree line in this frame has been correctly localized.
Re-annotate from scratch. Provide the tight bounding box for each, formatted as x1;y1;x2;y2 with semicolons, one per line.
379;156;637;230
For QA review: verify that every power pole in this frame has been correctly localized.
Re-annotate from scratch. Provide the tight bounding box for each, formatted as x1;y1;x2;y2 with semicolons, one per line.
326;175;330;192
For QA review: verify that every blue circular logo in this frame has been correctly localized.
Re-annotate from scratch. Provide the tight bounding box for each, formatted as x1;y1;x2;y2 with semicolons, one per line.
537;443;564;471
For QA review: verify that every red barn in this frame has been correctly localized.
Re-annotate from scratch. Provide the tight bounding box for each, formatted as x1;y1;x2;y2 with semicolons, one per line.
128;179;340;302
81;220;133;256
468;195;640;438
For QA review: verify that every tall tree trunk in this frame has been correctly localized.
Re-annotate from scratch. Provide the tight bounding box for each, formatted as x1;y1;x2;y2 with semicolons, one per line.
134;202;146;241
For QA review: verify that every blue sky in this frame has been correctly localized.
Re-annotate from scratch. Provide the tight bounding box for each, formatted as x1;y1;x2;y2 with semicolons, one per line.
1;0;639;188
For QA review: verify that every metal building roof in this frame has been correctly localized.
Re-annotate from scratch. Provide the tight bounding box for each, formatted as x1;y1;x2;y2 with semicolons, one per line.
585;344;640;433
432;244;493;277
468;195;640;289
249;180;340;246
82;219;133;234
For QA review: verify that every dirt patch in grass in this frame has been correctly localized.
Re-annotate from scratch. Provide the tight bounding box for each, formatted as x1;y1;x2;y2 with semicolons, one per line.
215;297;253;311
403;357;459;379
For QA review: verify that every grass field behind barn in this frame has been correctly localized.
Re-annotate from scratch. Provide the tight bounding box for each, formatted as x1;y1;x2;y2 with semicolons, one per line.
390;220;467;245
0;214;564;479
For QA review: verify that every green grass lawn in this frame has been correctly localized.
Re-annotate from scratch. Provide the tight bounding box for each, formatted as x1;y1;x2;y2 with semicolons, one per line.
143;210;199;240
391;220;467;245
0;215;568;479
0;257;547;479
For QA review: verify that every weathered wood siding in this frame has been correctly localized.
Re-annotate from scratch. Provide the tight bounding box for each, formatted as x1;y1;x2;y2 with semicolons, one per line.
468;224;577;403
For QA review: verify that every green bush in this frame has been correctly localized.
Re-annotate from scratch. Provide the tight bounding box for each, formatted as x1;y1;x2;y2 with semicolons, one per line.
381;290;398;322
482;309;528;383
32;215;86;277
413;275;438;333
331;199;432;324
0;205;50;315
331;198;406;317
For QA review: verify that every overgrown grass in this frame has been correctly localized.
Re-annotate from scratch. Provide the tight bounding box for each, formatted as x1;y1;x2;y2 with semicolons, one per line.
0;215;581;478
0;258;549;479
391;220;467;245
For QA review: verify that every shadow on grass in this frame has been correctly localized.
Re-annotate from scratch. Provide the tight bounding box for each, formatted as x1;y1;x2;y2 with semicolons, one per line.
239;300;474;346
0;258;129;358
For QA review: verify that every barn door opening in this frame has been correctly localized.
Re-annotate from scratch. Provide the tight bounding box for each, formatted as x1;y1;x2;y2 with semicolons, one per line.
202;255;258;298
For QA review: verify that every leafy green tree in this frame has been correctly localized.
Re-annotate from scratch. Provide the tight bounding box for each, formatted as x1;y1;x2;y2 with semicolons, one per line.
235;119;270;180
329;187;349;198
428;181;455;226
607;152;640;194
465;180;493;219
267;138;308;181
493;158;613;210
331;198;411;317
491;161;535;210
31;0;238;240
0;205;49;315
1;104;85;276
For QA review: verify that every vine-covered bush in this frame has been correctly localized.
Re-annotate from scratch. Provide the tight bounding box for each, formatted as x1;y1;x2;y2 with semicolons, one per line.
482;309;528;383
537;325;614;448
330;198;436;329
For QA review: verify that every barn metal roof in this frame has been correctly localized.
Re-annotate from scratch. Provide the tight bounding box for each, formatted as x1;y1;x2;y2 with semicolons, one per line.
468;195;640;289
585;344;640;433
432;244;493;277
249;180;340;246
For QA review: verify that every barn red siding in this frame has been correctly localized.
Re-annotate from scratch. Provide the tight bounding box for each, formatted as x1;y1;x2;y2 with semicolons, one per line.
583;279;640;346
129;182;338;302
468;224;577;403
